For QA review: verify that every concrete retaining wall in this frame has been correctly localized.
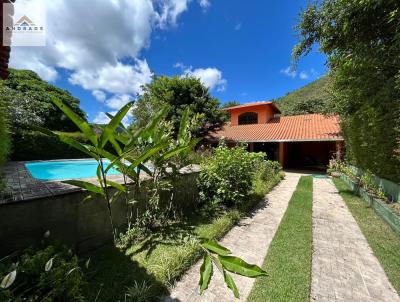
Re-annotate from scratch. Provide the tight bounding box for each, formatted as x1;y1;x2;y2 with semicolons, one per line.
0;171;199;256
340;174;400;235
348;165;400;202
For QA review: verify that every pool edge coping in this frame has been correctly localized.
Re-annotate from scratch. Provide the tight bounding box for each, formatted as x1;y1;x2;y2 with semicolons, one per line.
1;160;200;204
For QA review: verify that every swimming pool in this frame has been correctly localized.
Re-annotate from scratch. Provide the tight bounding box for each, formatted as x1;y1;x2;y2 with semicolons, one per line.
25;159;121;180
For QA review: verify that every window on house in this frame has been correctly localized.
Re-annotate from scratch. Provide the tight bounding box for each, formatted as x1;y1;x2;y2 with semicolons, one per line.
238;112;258;125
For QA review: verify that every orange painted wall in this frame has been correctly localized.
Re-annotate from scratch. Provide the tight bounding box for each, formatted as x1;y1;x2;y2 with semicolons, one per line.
230;105;275;126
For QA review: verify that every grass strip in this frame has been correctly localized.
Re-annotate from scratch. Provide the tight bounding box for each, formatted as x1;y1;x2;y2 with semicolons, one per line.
333;178;400;293
247;176;313;302
85;174;284;301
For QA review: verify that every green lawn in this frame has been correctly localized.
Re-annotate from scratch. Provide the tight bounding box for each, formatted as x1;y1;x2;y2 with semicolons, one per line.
247;176;313;302
333;178;400;294
84;174;283;301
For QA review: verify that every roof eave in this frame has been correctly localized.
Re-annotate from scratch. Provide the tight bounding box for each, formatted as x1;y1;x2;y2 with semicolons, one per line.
207;137;344;143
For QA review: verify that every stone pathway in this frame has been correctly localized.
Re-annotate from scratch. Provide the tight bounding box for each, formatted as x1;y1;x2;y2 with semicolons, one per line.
164;172;302;302
311;177;399;302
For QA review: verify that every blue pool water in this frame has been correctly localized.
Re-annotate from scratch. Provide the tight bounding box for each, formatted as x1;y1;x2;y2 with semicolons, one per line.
25;160;121;180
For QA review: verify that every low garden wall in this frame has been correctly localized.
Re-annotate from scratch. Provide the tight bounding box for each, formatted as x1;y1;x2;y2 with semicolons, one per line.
348;165;400;202
0;170;199;256
340;174;400;235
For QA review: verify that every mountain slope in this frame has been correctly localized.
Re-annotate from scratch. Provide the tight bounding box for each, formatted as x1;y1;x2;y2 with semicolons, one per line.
276;75;332;116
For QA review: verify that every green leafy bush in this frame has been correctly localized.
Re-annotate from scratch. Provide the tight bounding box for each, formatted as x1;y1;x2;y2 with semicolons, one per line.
0;83;10;198
251;160;283;199
198;142;264;206
0;93;10;165
329;160;391;203
0;246;85;301
11;130;89;160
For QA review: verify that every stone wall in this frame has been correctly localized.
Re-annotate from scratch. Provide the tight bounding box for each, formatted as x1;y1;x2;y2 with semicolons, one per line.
0;170;199;256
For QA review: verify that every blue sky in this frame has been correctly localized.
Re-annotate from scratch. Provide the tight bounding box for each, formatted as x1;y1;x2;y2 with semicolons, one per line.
11;0;326;124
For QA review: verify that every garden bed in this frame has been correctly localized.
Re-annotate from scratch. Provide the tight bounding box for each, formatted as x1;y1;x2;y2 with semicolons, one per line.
84;173;284;301
340;174;400;235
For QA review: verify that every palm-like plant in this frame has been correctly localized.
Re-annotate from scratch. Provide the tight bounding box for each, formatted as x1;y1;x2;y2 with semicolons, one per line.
41;98;267;298
42;99;197;241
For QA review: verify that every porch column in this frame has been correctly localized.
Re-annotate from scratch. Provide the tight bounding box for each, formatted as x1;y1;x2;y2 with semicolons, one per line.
249;142;254;152
278;142;286;168
335;140;345;160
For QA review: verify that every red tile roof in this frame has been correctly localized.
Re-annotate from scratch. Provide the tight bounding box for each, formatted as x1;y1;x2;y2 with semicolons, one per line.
223;101;280;112
209;114;343;142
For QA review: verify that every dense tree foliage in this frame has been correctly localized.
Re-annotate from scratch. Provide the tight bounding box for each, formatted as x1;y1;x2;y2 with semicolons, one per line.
132;76;225;136
0;91;10;164
2;69;86;131
294;0;400;182
221;101;241;109
221;101;241;121
276;76;332;116
1;69;87;160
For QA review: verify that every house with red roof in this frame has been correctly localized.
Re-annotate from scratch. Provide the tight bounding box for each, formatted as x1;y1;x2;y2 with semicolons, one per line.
208;101;344;169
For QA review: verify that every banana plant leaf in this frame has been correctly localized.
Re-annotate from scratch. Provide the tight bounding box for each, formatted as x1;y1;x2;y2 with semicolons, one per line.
52;98;98;147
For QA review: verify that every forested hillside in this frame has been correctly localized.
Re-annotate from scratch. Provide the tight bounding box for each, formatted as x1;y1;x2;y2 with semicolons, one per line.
1;69;87;160
276;75;332;116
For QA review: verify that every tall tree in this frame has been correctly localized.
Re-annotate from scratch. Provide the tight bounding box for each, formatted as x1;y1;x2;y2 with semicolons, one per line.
2;69;86;132
1;69;88;160
132;75;225;137
293;0;400;182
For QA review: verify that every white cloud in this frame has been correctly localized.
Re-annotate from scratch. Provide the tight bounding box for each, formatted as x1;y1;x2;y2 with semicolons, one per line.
10;0;189;89
105;94;133;110
299;71;309;80
198;0;210;10
187;67;227;91
156;0;190;27
280;66;296;78
234;22;242;31
69;59;152;95
175;63;227;91
93;112;111;125
280;66;321;80
173;62;186;69
92;90;106;102
93;111;132;126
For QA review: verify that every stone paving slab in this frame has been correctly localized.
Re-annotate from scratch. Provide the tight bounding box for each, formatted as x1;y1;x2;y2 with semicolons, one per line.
311;178;399;302
164;172;302;302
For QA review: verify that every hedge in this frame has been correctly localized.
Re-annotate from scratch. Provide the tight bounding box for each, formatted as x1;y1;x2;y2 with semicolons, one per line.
10;130;88;161
342;102;400;184
0;96;10;164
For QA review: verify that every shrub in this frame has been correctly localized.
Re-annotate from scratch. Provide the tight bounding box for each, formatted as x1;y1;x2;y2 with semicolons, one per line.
327;158;344;175
197;142;264;206
0;245;85;301
10;130;88;160
251;160;283;199
178;146;213;165
0;86;10;197
0;95;10;165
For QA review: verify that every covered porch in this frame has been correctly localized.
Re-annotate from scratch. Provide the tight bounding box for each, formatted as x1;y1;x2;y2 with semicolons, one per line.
247;140;344;170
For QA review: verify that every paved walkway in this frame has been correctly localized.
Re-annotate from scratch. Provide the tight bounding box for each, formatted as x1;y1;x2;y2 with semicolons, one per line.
164;172;302;302
312;177;399;302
